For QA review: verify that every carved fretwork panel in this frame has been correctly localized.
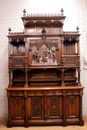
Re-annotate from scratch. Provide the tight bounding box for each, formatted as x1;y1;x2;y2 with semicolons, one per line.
66;90;79;95
28;97;44;119
62;56;80;66
10;91;24;96
28;39;59;66
12;58;24;66
65;57;78;66
66;96;79;118
47;96;62;118
27;90;43;96
9;57;25;67
10;97;25;119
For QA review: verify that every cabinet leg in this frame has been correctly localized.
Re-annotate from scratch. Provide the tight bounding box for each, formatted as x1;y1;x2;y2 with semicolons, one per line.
7;120;12;128
79;118;84;126
63;116;66;127
79;95;84;126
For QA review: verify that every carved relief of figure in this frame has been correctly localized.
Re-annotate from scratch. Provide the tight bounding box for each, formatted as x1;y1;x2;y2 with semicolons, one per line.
33;52;41;63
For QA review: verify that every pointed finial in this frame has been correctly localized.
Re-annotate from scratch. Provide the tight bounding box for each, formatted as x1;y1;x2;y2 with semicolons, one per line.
8;27;11;33
41;28;46;39
76;26;79;32
23;9;26;16
61;8;64;15
42;28;46;34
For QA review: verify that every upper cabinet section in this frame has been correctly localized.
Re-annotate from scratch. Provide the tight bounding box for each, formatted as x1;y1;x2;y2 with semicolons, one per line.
21;9;66;34
7;31;27;56
7;9;80;65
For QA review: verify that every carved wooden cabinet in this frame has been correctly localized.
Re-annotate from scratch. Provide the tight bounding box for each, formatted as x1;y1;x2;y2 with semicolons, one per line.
6;9;84;127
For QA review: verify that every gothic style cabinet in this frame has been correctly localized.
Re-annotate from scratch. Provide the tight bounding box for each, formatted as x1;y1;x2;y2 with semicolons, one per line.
6;9;84;127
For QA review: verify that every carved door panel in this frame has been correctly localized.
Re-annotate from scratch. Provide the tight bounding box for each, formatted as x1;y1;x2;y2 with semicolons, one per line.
46;96;63;119
66;96;79;118
28;97;44;119
10;97;25;119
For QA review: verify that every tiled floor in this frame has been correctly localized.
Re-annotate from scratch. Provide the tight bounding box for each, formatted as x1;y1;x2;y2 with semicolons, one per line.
0;117;87;130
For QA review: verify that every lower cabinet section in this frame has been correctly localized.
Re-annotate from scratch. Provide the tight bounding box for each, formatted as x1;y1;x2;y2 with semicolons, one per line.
6;86;84;127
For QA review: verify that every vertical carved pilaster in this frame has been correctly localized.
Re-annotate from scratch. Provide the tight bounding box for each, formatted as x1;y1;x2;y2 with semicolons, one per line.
24;91;28;127
44;91;47;120
62;90;66;126
7;91;12;127
79;89;84;126
24;38;28;87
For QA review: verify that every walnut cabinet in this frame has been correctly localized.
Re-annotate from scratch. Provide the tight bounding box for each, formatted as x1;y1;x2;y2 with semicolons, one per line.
6;9;84;127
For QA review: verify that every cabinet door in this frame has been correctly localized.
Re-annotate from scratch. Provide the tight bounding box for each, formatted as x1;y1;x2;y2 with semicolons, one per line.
28;97;44;119
46;96;63;119
10;97;25;119
66;96;79;118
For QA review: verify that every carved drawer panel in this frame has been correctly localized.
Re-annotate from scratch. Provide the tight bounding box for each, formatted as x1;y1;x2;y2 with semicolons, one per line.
8;91;24;96
66;89;80;95
28;90;43;96
44;90;62;96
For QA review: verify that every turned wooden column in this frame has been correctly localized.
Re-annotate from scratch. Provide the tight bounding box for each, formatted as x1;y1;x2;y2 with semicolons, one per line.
25;69;28;87
8;40;11;57
28;50;32;65
77;67;81;86
24;38;27;56
8;69;13;87
8;28;12;56
61;68;65;86
61;37;64;55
